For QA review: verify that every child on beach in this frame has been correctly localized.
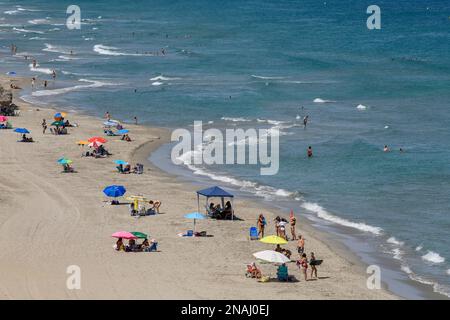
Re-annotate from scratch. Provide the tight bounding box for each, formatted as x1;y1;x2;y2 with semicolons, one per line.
297;235;305;255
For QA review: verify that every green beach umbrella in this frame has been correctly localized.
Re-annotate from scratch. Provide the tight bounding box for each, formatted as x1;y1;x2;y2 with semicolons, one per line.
51;120;64;126
130;232;148;239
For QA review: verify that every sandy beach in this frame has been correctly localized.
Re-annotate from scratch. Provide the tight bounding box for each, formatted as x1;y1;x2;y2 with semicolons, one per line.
0;75;396;299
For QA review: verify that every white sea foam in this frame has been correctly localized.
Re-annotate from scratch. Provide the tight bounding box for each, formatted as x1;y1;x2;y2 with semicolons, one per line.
421;251;445;264
301;202;383;235
391;248;403;260
313;98;335;103
150;75;181;81
32;79;117;97
151;81;164;86
93;44;152;56
387;237;404;246
28;18;50;25
447;269;450;276
356;104;367;110
416;245;423;251
251;75;285;80
221;117;251;122
43;43;70;54
4;10;19;15
29;66;53;75
13;27;44;34
29;36;47;40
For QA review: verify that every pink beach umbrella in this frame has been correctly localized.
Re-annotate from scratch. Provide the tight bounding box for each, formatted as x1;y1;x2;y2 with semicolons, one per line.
0;116;8;122
111;231;137;240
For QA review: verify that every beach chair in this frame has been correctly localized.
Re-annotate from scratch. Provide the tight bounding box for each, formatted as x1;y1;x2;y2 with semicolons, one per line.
186;230;194;237
277;265;289;282
249;227;258;240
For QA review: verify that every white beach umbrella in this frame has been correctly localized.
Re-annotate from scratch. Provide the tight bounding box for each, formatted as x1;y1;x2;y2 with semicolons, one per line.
253;250;290;264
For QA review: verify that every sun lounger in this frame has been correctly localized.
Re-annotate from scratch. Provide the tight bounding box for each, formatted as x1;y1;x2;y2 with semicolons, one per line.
249;227;258;240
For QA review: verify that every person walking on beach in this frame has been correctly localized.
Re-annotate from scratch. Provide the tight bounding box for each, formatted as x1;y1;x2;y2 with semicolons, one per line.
307;146;313;157
297;235;305;256
105;111;111;121
134;116;138;125
257;214;266;238
310;252;318;279
290;210;297;240
42;119;47;134
31;77;35;89
52;70;56;80
44;80;48;88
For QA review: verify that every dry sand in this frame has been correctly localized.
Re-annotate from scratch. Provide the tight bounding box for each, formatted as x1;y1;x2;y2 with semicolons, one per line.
0;76;396;299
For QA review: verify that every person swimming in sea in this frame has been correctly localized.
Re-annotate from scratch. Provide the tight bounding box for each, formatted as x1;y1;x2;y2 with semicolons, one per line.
307;146;313;157
383;145;390;152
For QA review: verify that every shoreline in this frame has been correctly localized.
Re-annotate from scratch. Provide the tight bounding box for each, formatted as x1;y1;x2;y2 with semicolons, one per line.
0;74;396;299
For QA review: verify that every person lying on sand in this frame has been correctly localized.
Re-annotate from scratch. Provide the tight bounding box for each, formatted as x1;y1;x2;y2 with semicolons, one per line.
148;200;161;214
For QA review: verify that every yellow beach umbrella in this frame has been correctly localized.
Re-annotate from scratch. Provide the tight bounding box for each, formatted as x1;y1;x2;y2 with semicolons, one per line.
76;140;89;146
259;235;288;245
125;195;149;210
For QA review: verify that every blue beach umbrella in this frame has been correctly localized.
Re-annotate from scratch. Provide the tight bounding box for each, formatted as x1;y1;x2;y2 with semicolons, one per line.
57;157;73;165
103;185;126;198
117;129;129;135
184;212;207;232
114;160;128;165
14;128;30;134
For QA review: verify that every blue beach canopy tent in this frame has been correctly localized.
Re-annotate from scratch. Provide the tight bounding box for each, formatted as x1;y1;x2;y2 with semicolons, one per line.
196;186;234;220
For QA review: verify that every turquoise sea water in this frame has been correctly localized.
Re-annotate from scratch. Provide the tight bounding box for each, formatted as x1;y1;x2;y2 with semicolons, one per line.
1;0;449;298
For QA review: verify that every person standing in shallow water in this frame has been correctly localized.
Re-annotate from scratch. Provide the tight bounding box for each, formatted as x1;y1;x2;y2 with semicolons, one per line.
307;146;313;157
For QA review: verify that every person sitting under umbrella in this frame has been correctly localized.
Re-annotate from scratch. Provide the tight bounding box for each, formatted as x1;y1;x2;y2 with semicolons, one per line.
275;244;292;259
114;238;125;251
21;133;34;142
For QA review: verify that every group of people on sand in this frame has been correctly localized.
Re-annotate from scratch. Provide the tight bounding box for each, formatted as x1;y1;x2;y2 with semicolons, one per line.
116;163;144;174
83;144;111;158
115;237;158;252
257;214;297;241
208;201;233;220
20;133;34;143
128;200;162;216
251;212;323;282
